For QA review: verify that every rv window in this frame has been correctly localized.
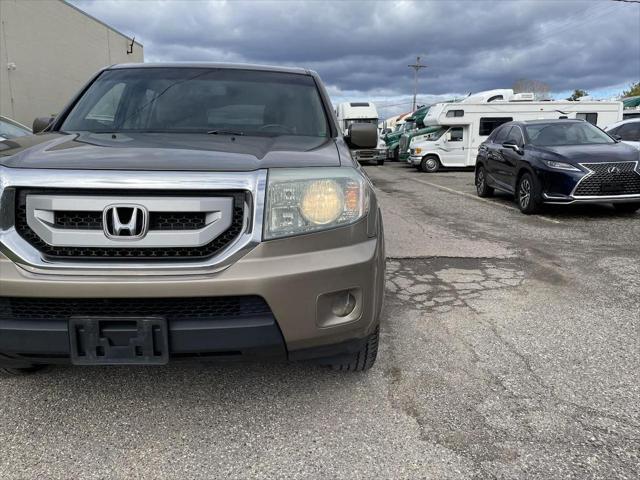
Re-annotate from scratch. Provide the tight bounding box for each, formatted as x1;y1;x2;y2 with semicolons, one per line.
449;127;463;141
576;113;598;125
479;117;513;136
446;109;464;118
487;95;504;102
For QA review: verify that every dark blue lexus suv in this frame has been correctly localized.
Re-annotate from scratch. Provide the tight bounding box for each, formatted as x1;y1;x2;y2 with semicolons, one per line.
474;119;640;214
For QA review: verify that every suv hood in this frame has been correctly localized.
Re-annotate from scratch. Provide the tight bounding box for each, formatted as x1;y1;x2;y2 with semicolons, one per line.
0;132;341;171
530;142;639;164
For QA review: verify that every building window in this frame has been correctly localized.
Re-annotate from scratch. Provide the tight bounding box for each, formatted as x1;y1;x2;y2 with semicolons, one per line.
479;117;513;136
576;113;598;125
446;109;464;118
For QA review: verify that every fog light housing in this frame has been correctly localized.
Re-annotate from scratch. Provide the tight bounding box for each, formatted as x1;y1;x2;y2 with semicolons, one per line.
332;291;357;317
317;288;362;327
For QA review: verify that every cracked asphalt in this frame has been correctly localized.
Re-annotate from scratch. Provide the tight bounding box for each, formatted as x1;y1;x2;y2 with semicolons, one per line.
1;163;638;479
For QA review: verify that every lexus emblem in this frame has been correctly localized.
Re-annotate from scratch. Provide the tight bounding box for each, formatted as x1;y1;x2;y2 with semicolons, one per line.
607;166;621;174
103;205;149;239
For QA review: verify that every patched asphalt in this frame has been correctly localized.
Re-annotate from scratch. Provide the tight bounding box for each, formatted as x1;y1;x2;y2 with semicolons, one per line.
1;163;638;479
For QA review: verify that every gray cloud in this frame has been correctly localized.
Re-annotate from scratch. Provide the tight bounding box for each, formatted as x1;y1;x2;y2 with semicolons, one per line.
71;0;639;114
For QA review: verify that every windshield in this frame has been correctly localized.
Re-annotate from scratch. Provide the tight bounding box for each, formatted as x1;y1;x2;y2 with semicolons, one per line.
423;127;447;141
525;122;615;146
61;68;329;137
403;121;416;132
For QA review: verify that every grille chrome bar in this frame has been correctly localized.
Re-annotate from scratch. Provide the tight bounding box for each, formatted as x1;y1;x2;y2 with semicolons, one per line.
0;167;267;275
26;195;233;248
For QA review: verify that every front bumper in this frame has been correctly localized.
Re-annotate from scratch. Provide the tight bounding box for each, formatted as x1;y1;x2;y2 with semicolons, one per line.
0;218;385;364
353;149;386;162
409;155;422;166
536;161;640;204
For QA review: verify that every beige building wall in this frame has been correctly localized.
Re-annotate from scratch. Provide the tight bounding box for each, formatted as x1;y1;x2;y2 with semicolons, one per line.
0;0;143;127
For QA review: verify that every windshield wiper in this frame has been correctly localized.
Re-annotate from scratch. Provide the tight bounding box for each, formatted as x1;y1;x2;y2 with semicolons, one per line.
207;129;245;136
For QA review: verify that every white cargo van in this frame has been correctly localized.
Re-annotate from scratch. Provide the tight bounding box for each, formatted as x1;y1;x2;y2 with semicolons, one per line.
408;91;623;172
336;102;386;164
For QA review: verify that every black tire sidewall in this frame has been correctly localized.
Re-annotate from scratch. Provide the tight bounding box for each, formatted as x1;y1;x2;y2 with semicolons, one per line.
517;172;541;213
476;166;493;197
421;156;440;173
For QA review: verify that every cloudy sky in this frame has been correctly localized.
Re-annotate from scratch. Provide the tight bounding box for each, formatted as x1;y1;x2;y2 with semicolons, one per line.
70;0;640;118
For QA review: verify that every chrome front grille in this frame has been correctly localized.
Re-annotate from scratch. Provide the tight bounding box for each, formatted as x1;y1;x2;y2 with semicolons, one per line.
15;189;245;260
399;136;409;153
573;161;640;197
0;167;266;274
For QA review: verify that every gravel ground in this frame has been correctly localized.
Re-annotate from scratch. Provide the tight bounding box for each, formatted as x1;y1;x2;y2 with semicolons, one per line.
1;162;638;479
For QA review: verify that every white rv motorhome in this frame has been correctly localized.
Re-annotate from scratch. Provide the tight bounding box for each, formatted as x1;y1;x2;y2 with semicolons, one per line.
336;101;386;165
407;91;624;172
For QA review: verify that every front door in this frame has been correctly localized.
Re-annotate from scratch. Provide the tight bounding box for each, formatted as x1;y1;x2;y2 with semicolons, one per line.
438;127;467;166
496;126;524;190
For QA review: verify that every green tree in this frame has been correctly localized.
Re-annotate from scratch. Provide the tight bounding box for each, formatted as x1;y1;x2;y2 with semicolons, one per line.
622;82;640;98
567;89;588;101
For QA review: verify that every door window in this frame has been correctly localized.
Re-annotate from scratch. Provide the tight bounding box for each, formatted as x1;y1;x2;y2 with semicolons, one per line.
614;123;640;141
449;127;463;141
505;126;524;147
493;125;510;144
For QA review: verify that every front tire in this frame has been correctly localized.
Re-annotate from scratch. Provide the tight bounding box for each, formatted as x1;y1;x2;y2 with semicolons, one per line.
420;155;440;173
516;172;542;214
326;327;379;372
377;158;385;166
393;147;399;162
613;202;640;213
475;166;494;197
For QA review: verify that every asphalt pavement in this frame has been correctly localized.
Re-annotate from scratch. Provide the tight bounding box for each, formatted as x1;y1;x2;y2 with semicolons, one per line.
1;162;638;479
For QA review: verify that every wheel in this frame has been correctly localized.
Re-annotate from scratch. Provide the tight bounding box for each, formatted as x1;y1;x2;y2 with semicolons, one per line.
393;147;399;162
420;155;440;173
326;327;379;372
516;172;541;214
377;158;385;166
613;202;640;213
0;365;44;376
475;166;494;197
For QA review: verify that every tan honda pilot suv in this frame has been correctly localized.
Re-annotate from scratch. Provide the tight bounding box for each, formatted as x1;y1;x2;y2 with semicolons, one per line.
0;64;385;374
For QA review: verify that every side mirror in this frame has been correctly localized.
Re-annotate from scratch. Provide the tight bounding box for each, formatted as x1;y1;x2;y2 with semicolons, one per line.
33;116;55;134
444;132;452;142
502;142;523;154
346;123;378;149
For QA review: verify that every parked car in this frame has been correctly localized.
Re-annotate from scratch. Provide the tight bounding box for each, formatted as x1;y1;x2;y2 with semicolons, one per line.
409;92;623;173
0;63;385;375
475;119;640;214
0;115;31;141
605;118;640;150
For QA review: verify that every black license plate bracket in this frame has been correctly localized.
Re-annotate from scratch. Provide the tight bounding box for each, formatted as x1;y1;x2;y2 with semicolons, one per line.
69;316;169;365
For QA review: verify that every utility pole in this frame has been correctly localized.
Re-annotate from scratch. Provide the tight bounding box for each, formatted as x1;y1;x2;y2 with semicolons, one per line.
408;56;427;111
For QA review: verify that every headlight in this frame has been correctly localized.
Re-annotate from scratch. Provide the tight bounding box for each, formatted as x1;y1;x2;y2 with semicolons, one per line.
544;160;580;172
265;168;369;240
